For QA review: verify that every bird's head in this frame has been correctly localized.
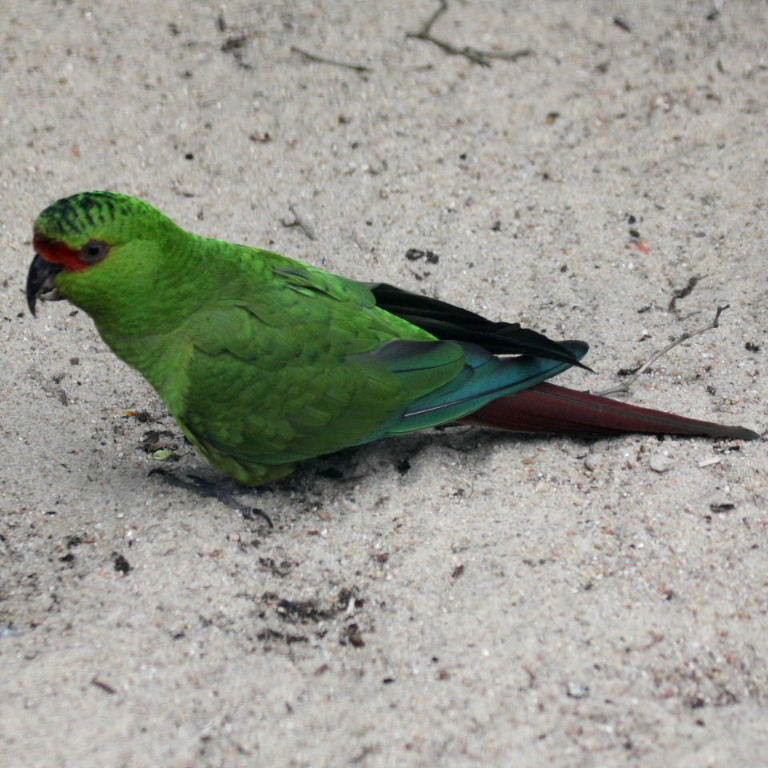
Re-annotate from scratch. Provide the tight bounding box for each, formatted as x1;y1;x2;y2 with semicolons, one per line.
26;191;181;320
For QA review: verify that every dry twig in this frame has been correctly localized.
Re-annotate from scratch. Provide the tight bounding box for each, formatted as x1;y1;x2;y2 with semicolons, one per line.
595;304;731;397
291;46;372;73
406;0;533;67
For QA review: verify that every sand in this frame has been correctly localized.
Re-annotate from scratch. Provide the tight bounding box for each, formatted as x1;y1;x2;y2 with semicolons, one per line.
1;1;766;766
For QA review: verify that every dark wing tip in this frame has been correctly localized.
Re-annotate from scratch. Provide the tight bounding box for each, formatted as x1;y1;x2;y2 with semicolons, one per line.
556;340;593;371
370;283;593;368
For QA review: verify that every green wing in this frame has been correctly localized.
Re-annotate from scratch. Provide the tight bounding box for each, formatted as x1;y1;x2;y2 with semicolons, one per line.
151;248;586;483
154;253;454;479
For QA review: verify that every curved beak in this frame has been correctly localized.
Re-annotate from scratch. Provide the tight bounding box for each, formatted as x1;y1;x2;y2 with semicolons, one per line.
26;253;63;316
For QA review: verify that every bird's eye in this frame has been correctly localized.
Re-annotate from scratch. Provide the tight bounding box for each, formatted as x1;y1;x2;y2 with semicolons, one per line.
80;240;110;264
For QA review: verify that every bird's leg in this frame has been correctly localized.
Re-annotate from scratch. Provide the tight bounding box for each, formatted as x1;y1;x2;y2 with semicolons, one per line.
149;468;273;527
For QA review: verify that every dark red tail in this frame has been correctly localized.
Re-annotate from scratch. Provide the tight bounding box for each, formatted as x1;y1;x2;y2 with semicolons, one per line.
460;383;759;440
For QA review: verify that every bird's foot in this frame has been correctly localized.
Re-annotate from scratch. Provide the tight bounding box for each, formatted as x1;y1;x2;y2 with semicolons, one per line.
149;468;273;527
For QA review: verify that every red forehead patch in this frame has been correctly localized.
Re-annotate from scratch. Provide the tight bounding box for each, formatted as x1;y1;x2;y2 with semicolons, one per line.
33;232;89;272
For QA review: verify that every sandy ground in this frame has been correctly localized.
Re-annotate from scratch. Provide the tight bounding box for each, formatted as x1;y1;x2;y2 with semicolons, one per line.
1;1;767;766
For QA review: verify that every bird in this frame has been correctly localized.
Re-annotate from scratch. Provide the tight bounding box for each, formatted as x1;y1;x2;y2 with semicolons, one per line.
26;191;758;486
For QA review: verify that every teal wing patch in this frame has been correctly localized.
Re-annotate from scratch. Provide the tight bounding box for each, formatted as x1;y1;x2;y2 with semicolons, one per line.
364;340;589;436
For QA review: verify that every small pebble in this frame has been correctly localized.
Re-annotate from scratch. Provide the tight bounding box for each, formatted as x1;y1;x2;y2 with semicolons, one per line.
649;454;675;473
583;455;599;472
566;681;590;699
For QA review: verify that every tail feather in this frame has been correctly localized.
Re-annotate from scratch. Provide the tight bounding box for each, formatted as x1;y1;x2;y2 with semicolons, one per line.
460;383;759;441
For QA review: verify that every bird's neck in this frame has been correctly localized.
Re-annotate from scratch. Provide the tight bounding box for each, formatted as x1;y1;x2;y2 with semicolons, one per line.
89;234;270;398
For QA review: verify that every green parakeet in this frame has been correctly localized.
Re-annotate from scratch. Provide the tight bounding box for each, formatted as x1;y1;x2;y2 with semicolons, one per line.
26;192;758;486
